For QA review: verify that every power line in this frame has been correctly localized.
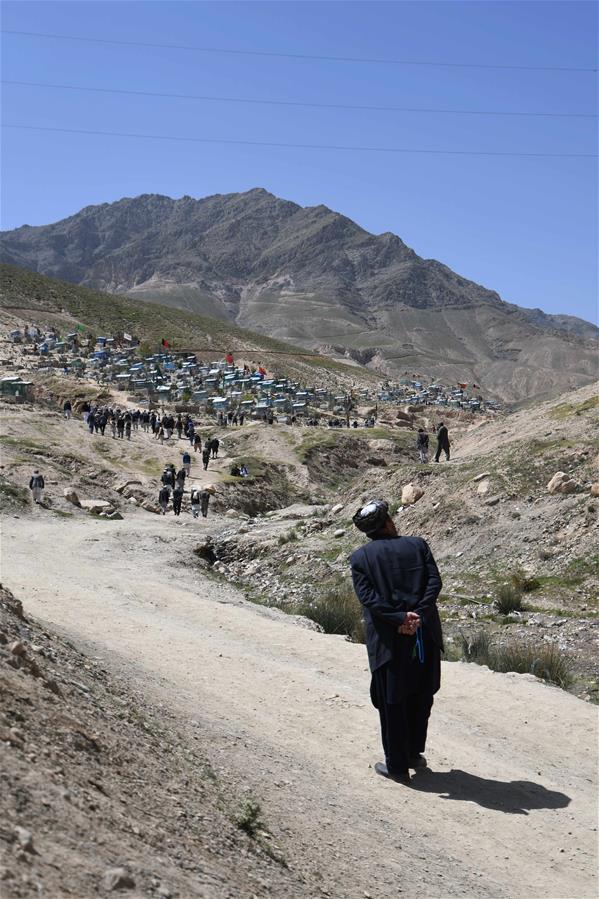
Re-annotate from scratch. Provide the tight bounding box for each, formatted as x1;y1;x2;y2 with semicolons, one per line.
3;79;596;120
3;123;595;158
2;29;597;73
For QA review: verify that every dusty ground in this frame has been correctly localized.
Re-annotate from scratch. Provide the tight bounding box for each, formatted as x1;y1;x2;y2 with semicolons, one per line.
0;586;314;899
1;378;598;897
1;505;597;898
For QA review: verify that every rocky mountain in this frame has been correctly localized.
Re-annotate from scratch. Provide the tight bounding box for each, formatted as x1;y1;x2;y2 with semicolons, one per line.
1;189;597;401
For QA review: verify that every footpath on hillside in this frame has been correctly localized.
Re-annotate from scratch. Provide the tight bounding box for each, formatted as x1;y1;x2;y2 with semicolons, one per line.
3;504;597;899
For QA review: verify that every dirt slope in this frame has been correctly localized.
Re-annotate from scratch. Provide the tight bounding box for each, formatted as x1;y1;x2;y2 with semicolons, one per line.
2;509;597;899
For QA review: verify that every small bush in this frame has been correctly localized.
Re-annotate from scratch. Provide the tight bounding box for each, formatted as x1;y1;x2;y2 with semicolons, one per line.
459;631;573;689
492;641;573;689
460;630;492;664
278;528;299;546
495;584;524;615
510;570;541;593
234;799;263;837
298;585;365;643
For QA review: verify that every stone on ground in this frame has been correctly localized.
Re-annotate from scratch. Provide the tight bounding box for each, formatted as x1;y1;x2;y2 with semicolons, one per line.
401;484;424;505
547;471;580;494
63;487;81;506
102;867;136;891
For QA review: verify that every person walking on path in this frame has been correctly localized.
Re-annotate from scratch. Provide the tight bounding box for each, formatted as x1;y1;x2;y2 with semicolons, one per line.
194;433;202;453
350;500;443;785
190;486;201;519
63;400;72;420
182;450;191;477
172;485;184;516
416;428;429;464
29;469;45;504
210;437;220;459
202;447;211;471
175;467;186;490
158;485;170;515
434;422;450;463
200;487;211;518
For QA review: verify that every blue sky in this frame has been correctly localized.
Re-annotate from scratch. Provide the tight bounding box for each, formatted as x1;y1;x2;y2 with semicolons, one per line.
2;1;597;323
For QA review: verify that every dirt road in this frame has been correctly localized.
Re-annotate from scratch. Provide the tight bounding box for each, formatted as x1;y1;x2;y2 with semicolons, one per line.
3;508;597;899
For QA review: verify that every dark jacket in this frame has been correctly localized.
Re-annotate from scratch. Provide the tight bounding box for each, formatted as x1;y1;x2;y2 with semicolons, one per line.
437;425;450;448
417;431;429;449
350;536;443;673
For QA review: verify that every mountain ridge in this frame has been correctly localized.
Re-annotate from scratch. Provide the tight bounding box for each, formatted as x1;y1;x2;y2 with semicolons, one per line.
1;189;597;401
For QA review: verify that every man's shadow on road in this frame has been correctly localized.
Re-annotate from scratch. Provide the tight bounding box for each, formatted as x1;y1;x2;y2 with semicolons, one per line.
410;769;571;815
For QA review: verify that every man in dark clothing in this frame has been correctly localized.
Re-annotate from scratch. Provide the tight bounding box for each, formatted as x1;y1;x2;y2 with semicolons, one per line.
211;437;220;459
350;500;443;784
158;485;170;515
63;400;72;420
434;422;450;462
172;485;184;516
200;488;211;518
175;467;186;490
202;447;211;471
161;467;175;488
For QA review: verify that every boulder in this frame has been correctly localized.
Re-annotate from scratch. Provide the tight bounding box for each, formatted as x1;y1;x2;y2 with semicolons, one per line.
333;528;346;538
141;500;161;514
485;497;500;507
114;480;142;495
396;410;414;423
547;472;580;495
590;483;599;497
401;484;424;505
107;511;124;521
331;503;344;515
477;479;490;496
473;472;491;483
225;509;238;518
80;499;112;513
63;487;81;507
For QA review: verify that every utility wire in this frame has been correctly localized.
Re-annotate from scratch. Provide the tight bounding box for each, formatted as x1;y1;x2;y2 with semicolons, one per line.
3;79;596;119
2;29;597;72
3;124;595;158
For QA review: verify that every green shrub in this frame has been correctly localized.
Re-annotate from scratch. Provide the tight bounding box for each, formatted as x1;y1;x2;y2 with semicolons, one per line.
510;570;541;593
234;799;263;837
278;528;299;546
459;631;573;689
492;641;573;689
298;585;365;643
495;584;524;615
460;630;492;664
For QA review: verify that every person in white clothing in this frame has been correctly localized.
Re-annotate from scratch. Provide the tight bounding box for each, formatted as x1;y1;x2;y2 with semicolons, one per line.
29;470;45;504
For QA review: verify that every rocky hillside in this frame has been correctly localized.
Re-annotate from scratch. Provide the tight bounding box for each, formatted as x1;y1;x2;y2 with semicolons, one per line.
0;586;313;898
1;190;597;402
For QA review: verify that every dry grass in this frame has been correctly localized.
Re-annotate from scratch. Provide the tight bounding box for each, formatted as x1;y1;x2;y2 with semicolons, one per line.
298;585;365;643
